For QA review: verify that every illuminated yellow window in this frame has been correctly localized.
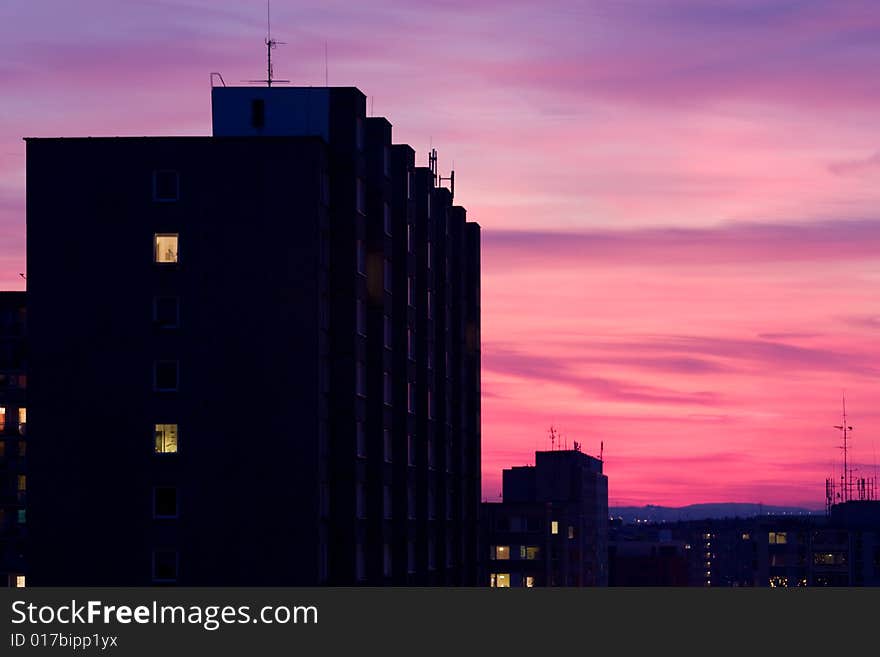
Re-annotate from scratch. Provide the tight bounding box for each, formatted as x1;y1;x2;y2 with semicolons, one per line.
768;532;787;545
15;575;25;588
551;521;559;535
0;406;5;432
18;407;26;434
495;573;510;588
154;424;178;454
154;234;179;263
525;576;535;588
526;546;540;560
16;475;26;491
742;533;750;540
495;545;510;560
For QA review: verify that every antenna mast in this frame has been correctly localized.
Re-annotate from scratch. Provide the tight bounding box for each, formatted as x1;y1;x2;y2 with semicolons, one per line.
834;393;853;503
258;1;288;87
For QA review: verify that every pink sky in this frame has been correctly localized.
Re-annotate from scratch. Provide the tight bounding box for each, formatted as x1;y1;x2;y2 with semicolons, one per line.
4;1;880;508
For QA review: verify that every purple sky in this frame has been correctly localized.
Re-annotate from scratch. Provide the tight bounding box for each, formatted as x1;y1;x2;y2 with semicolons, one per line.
4;1;880;507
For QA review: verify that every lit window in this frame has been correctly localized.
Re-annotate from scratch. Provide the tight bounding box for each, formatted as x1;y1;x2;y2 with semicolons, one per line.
495;545;510;560
0;406;5;432
152;550;178;582
493;573;510;588
15;575;25;588
769;532;788;545
154;361;179;392
520;546;540;560
551;521;559;535
17;510;25;524
742;533;750;541
154;424;178;454
153;170;179;202
16;474;26;491
18;407;26;435
154;234;178;263
525;576;534;588
153;487;178;518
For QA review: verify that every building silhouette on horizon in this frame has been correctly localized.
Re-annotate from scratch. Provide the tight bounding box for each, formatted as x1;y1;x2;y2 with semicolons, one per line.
0;291;26;587
482;448;609;587
24;85;481;585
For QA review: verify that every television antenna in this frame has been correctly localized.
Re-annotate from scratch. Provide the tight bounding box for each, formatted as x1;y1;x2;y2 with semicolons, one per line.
249;1;289;86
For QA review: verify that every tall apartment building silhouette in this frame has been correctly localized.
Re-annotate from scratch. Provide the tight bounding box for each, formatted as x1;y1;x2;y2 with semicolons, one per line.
25;86;480;585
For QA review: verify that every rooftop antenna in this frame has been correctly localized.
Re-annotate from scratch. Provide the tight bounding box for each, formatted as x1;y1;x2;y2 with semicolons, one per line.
600;440;604;462
834;392;854;503
324;41;328;86
251;1;289;86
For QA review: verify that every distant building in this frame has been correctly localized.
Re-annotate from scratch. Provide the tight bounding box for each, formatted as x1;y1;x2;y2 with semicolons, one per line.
25;85;481;585
0;291;26;587
482;449;608;586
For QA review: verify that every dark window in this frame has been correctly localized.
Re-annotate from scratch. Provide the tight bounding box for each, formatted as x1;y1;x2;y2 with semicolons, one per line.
152;550;178;582
154;487;178;518
153;170;179;202
251;99;265;129
154;361;179;391
154;297;179;329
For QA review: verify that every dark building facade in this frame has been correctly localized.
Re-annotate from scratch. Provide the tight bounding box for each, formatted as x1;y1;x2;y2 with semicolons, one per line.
482;449;608;587
25;85;480;585
0;291;26;587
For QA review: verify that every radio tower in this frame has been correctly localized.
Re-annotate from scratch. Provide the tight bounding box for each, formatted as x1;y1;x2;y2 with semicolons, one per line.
834;394;854;503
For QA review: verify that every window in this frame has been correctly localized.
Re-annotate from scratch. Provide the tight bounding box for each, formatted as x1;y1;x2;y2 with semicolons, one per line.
427;241;432;269
356;240;366;275
427;290;433;319
16;474;26;491
491;573;510;588
356;421;366;457
551;521;559;535
383;485;392;519
250;98;265;129
17;510;25;524
152;550;178;582
356;483;366;519
0;406;5;432
407;224;414;253
407;171;413;200
356;178;366;214
525;576;535;588
355;118;364;151
384;259;392;293
520;546;540;560
356;299;366;336
383;202;391;235
383;429;392;462
383;372;392;406
568;526;575;540
17;408;25;435
407;434;416;466
769;532;788;545
356;362;366;397
383;315;392;349
407;328;415;360
407;277;415;307
154;424;178;454
153;487;178;518
407;383;416;414
15;575;25;588
154;361;179;392
154;297;179;329
154;234;178;263
383;544;392;577
407;485;416;519
495;545;510;560
153;170;179;202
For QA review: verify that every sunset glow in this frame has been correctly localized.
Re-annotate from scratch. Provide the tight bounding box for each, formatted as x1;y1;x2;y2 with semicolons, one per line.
4;1;880;507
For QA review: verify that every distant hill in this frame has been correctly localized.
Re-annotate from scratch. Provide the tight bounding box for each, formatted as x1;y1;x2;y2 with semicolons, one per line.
610;503;822;524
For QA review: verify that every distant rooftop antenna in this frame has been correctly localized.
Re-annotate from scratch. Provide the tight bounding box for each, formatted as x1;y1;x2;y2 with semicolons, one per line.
251;1;289;86
834;393;854;503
